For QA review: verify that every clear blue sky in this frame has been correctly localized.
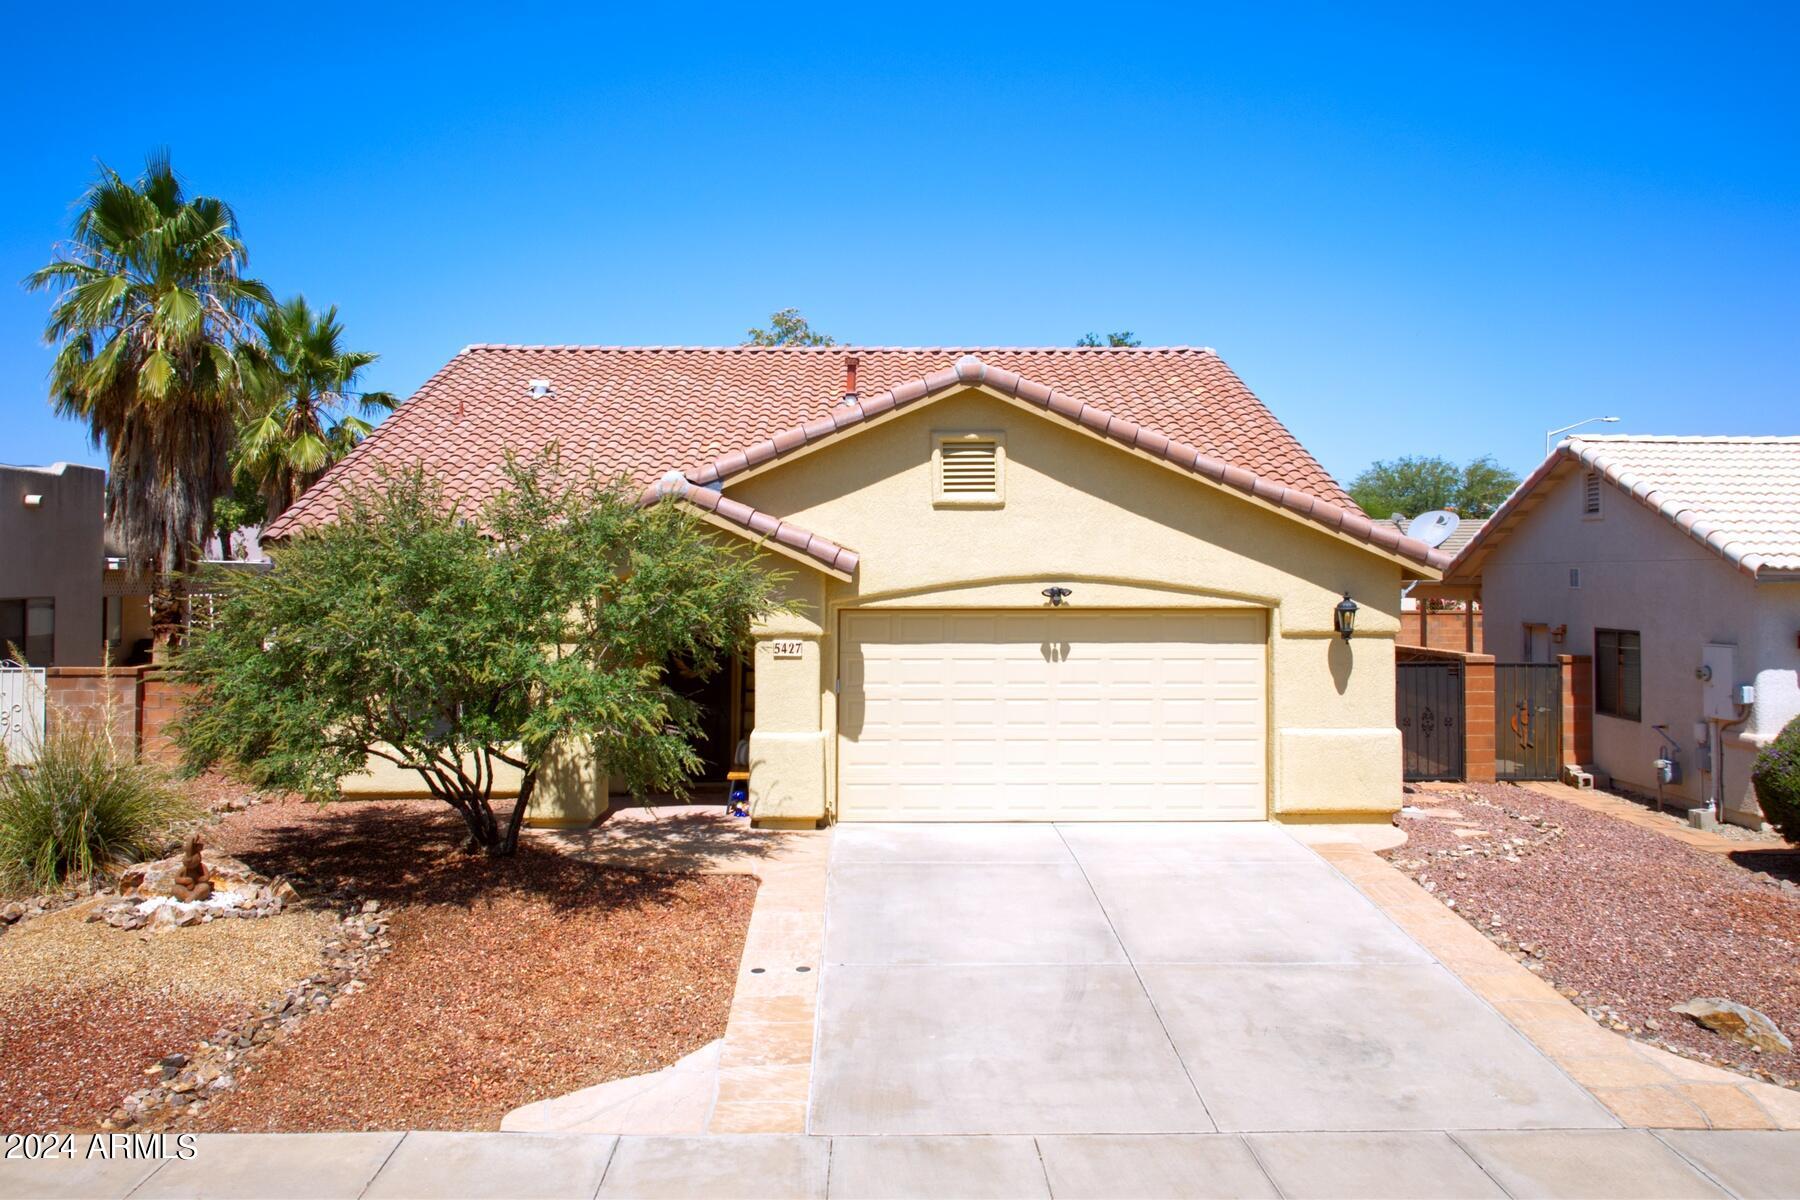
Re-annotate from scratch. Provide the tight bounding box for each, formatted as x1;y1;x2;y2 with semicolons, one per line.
4;2;1795;487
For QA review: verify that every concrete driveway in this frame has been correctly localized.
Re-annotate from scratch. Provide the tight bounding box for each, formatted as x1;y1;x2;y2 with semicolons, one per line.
810;823;1616;1135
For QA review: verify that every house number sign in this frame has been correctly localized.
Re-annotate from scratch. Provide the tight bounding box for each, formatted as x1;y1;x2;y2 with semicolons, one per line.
771;640;804;659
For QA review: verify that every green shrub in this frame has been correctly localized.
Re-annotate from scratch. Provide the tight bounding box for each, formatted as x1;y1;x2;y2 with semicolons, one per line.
1752;715;1800;843
0;721;192;890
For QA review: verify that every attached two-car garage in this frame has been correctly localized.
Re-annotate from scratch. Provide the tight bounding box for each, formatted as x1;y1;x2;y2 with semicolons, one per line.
835;609;1267;821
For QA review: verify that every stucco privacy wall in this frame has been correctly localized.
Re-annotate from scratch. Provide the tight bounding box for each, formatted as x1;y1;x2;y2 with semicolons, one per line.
1475;468;1800;825
731;387;1406;824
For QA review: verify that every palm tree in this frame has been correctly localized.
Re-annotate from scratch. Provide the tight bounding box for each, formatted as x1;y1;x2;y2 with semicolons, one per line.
236;297;394;524
28;153;271;646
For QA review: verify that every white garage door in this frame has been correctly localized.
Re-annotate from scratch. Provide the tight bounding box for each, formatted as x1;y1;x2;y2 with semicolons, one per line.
837;610;1266;821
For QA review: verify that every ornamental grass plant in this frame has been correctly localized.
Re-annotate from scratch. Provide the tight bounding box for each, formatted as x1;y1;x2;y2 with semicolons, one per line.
0;667;191;890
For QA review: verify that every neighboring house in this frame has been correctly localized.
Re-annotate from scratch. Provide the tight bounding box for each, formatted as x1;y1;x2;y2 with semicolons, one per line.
0;461;270;671
1438;436;1800;827
0;462;104;667
1385;513;1488;650
267;346;1450;828
103;527;270;664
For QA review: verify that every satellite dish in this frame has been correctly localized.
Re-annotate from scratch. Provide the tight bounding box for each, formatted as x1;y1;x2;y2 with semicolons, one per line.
1406;509;1461;549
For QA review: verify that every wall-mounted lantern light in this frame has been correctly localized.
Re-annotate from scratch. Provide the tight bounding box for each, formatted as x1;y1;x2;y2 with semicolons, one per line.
1042;586;1073;607
1334;592;1358;640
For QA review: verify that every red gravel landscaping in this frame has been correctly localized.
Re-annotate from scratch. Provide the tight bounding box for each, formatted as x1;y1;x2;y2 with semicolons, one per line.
190;796;757;1131
1385;782;1800;1087
0;988;239;1131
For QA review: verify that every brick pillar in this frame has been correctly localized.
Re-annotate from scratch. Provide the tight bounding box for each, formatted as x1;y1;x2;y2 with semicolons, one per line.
1462;653;1497;783
1558;653;1593;768
138;673;196;766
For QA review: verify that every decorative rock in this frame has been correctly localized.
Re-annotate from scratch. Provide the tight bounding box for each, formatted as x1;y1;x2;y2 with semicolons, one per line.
96;854;289;931
119;850;260;900
115;889;396;1132
1670;998;1793;1054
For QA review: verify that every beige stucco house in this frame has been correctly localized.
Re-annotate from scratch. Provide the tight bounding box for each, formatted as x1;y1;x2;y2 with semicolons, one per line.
266;346;1450;828
1433;436;1800;828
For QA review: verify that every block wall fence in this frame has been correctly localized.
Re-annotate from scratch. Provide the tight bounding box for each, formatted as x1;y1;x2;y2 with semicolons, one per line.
43;667;191;766
1397;608;1484;653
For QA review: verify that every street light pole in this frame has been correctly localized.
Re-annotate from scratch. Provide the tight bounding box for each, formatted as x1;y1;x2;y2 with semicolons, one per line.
1545;416;1621;459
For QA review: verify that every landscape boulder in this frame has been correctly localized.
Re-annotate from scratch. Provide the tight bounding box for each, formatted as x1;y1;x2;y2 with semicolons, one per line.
91;850;293;932
1670;998;1793;1054
118;851;260;899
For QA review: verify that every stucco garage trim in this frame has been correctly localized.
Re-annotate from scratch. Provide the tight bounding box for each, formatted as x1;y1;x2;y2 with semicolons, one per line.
683;355;1449;579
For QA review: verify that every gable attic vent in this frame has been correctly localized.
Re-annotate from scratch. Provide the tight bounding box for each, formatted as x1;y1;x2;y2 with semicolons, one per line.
1582;470;1602;516
527;379;553;399
939;440;1000;494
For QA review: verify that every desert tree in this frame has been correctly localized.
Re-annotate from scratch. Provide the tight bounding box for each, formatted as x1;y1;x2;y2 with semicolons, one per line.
746;308;835;346
1348;454;1520;519
174;451;789;855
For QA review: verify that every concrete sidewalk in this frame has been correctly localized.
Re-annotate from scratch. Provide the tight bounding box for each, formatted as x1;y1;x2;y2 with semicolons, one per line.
7;1129;1800;1198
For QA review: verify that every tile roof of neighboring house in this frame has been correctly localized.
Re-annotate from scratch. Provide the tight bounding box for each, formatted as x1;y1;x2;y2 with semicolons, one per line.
265;345;1447;574
1378;514;1488;560
1446;435;1800;581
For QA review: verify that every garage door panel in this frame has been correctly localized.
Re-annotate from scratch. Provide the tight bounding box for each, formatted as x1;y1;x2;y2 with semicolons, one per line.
838;609;1267;821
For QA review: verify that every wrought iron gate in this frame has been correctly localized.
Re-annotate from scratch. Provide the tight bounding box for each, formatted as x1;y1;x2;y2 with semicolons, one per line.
1495;664;1562;780
1398;661;1464;781
0;663;45;766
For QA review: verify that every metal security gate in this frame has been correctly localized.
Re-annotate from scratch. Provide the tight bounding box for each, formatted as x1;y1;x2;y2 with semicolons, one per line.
1398;661;1464;781
0;664;46;765
1495;664;1561;780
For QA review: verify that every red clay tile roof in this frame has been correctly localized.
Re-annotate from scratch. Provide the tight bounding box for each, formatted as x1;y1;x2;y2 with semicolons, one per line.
265;345;1442;572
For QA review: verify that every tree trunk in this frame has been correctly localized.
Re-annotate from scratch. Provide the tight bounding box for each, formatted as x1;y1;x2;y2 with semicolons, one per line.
452;797;494;853
494;770;536;857
148;573;187;653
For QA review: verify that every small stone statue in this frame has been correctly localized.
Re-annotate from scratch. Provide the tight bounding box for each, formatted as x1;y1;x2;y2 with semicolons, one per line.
170;835;214;902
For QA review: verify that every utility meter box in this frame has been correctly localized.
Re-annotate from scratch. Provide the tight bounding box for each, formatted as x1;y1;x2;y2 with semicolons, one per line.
1701;643;1738;719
